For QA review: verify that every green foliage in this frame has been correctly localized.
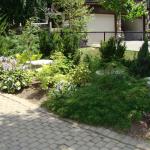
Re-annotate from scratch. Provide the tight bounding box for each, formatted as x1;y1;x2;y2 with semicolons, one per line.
0;16;7;35
39;29;82;58
53;0;90;31
48;0;90;58
15;53;42;64
0;69;30;93
39;30;63;58
115;38;126;59
100;37;126;61
0;36;15;56
49;80;76;99
11;20;40;55
0;0;49;26
36;51;91;91
138;38;149;60
100;37;116;60
99;61;128;76
129;38;150;77
99;0;147;19
62;29;82;58
43;74;150;130
73;48;82;65
0;20;41;57
69;63;91;86
36;52;73;90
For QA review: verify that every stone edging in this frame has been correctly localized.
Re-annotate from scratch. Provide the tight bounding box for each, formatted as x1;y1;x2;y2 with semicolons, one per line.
0;93;150;150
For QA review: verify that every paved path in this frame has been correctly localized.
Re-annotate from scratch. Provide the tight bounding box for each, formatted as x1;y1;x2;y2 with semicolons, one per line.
89;41;150;52
0;94;150;150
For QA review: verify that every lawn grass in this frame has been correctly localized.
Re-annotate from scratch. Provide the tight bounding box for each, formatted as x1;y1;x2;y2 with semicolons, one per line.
80;47;138;61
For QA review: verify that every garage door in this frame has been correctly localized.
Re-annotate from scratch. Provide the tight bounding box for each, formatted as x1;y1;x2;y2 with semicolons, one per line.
122;18;143;40
87;14;115;46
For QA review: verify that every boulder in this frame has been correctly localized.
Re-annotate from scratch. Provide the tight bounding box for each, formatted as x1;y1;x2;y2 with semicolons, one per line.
144;77;150;88
147;81;150;88
26;60;53;69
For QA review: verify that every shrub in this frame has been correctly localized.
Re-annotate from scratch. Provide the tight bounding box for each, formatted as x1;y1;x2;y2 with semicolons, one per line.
0;69;30;93
73;49;82;65
100;37;116;60
0;20;40;57
36;52;91;90
36;52;73;90
98;61;128;76
39;29;83;59
43;74;150;130
39;30;63;58
82;54;100;72
0;35;15;56
129;38;150;77
100;37;126;61
15;52;42;64
115;38;126;59
69;63;91;86
62;29;83;58
49;80;76;99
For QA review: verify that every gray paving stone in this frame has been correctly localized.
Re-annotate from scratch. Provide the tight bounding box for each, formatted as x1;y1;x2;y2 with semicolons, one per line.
0;94;150;150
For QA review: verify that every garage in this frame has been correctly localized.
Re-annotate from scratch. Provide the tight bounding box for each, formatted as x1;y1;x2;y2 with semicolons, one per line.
87;14;115;46
122;18;144;40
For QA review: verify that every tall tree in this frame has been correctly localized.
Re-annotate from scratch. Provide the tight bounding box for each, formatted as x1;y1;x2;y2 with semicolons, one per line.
52;0;91;31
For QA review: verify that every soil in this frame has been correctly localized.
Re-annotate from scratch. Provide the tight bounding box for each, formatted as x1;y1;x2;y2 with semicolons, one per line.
16;83;47;105
127;120;150;140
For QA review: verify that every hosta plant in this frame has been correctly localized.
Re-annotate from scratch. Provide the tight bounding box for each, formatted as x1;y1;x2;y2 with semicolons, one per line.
0;68;31;93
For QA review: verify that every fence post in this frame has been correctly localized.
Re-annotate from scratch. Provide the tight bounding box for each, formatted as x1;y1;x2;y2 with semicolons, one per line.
104;32;106;41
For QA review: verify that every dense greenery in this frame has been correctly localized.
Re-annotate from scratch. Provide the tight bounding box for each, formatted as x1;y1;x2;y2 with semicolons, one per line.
0;20;41;57
43;37;150;130
0;0;51;26
100;37;126;61
43;73;150;129
129;38;150;77
99;0;147;19
52;0;90;31
39;29;83;58
36;52;73;90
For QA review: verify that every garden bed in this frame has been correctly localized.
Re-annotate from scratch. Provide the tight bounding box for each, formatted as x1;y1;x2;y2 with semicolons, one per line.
16;83;47;105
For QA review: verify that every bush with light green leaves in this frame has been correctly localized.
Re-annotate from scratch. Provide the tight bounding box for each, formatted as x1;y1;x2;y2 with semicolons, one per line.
0;68;31;93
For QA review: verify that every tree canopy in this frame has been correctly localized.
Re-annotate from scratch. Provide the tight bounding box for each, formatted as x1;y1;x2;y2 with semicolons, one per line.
52;0;91;31
99;0;147;20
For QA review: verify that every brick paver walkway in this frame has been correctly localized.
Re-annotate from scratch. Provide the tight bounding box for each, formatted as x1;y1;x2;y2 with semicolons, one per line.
0;94;150;150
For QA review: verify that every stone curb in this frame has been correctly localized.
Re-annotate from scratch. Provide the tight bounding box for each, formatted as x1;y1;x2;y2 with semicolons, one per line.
1;93;150;150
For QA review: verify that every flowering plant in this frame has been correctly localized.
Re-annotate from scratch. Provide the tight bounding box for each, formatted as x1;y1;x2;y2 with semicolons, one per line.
50;80;76;99
0;56;17;71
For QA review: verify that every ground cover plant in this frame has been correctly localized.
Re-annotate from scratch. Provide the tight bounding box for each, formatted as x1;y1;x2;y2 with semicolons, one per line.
43;37;150;131
43;73;150;130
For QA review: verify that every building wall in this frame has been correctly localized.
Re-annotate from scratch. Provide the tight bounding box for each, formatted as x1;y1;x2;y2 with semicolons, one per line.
122;18;144;40
87;14;115;46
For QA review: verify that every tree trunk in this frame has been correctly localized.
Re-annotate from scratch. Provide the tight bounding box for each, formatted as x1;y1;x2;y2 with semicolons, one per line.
116;14;122;38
